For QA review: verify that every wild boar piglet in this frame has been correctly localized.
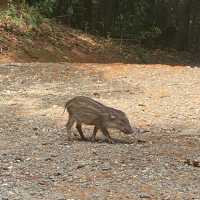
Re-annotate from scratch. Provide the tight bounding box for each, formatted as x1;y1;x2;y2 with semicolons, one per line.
63;96;133;143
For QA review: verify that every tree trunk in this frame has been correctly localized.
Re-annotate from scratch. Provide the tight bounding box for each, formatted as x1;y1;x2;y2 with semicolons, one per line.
83;0;93;30
176;0;191;50
189;0;200;52
102;0;114;36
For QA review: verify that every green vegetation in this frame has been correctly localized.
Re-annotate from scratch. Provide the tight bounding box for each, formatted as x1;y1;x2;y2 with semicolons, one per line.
1;0;200;53
0;3;44;35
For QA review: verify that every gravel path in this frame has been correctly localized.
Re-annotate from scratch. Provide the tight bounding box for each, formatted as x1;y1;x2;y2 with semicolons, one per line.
0;63;200;200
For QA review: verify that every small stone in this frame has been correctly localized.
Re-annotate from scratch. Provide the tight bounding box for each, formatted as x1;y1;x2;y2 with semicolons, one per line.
138;104;145;107
101;162;112;171
49;175;56;182
92;149;98;155
31;135;38;139
8;165;13;170
192;160;200;167
45;157;53;161
38;180;49;186
137;139;146;144
139;192;151;199
93;92;100;97
25;157;31;161
54;172;62;176
15;157;23;163
2;167;9;171
185;159;200;167
77;163;86;169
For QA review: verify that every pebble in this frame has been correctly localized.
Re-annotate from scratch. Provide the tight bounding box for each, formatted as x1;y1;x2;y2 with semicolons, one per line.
139;192;151;199
101;162;112;171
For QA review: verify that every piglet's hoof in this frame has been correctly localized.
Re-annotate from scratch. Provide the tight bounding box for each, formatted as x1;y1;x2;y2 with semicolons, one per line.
107;139;114;144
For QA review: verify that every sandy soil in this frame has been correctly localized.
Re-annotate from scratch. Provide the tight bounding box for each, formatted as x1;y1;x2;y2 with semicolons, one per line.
0;63;200;200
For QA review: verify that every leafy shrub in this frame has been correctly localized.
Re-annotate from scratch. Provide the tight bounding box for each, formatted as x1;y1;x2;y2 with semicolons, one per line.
34;0;57;17
0;3;44;34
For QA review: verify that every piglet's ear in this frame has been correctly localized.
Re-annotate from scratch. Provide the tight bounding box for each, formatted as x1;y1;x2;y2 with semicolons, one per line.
109;114;116;120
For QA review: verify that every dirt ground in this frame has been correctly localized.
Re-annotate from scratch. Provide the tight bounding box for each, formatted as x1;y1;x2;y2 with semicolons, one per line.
0;63;200;200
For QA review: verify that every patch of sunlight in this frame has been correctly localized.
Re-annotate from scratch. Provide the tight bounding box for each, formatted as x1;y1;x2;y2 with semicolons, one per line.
16;102;68;129
5;94;65;119
75;34;98;47
25;82;67;96
0;52;18;63
3;96;41;109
